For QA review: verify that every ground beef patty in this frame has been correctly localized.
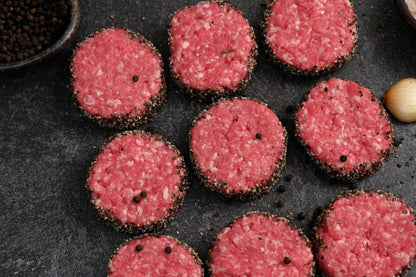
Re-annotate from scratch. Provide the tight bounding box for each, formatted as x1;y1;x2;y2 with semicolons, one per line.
72;28;166;129
209;212;315;276
190;98;287;200
108;234;204;276
263;0;357;75
295;78;393;182
169;1;257;101
315;190;416;277
87;130;188;233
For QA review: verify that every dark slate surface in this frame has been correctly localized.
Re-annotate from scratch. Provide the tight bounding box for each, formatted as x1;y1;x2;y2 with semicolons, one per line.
1;0;416;276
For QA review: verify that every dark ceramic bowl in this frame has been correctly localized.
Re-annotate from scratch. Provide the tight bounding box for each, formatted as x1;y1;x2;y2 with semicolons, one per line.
0;0;80;72
395;0;416;30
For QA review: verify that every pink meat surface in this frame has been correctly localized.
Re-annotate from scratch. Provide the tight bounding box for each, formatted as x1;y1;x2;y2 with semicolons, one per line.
210;213;314;276
72;28;163;119
316;192;416;277
191;99;285;193
170;2;256;91
296;79;392;174
109;235;202;276
266;0;357;71
88;132;185;226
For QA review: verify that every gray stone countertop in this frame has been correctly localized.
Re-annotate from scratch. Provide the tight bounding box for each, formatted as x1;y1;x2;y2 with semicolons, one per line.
1;0;415;276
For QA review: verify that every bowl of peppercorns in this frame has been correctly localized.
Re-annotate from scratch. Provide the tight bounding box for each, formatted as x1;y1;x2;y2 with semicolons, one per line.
0;0;80;71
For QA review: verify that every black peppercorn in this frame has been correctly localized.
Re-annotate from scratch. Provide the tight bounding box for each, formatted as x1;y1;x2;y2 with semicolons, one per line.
340;155;347;162
284;257;291;264
165;246;172;254
133;196;140;203
140;191;147;198
132;75;139;82
255;133;262;140
135;244;143;252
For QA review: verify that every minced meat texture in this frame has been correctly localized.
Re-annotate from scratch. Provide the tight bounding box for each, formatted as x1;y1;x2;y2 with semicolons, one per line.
88;132;185;227
316;191;416;277
210;213;314;276
170;2;256;91
296;78;392;174
72;28;163;119
191;99;286;193
266;0;357;71
108;235;203;276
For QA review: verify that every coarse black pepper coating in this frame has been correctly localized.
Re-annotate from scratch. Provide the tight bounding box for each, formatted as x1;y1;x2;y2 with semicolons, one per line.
135;244;143;252
0;0;70;63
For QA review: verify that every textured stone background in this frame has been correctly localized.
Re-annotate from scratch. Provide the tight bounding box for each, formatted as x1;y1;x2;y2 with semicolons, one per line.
1;0;416;276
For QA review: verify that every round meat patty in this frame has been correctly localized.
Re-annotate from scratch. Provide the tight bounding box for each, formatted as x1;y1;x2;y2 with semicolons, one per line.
169;1;257;101
87;130;188;233
108;235;204;276
209;212;315;276
190;98;287;200
263;0;358;75
72;28;166;128
315;190;416;277
295;78;393;182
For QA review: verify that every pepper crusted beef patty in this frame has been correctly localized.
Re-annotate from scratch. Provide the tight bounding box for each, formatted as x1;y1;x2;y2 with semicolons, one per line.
295;78;393;182
87;130;188;233
72;28;166;128
169;1;257;100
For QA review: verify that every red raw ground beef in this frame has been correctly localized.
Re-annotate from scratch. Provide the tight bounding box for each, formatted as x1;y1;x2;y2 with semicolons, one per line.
315;190;416;277
87;131;188;233
190;98;287;200
169;2;257;99
209;212;315;276
72;28;165;128
295;78;393;182
108;235;203;276
264;0;357;75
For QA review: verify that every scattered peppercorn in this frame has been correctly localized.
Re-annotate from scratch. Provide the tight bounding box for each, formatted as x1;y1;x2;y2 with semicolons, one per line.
284;174;293;182
133;196;140;203
285;105;294;113
277;184;287;193
296;212;306;220
140;191;147;198
135;244;143;252
276;199;285;207
165;246;172;254
255;133;262;140
284;257;291;264
0;0;70;63
397;163;402;168
340;155;347;162
132;75;139;82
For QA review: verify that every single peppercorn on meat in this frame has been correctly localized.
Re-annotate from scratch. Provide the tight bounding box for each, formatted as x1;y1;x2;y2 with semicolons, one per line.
86;130;189;233
108;235;204;276
295;78;393;182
